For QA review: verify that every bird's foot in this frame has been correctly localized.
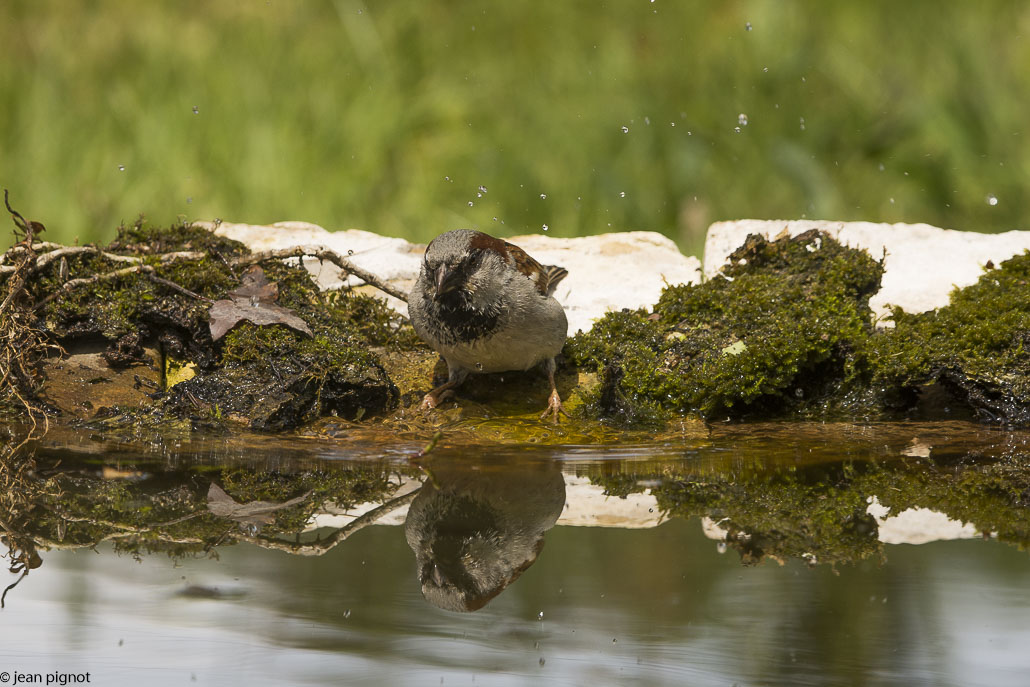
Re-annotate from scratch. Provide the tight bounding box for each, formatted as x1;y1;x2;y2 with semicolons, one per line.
419;387;455;410
539;388;569;424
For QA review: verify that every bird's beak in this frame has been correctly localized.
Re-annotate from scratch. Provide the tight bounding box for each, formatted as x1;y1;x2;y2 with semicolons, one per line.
433;266;460;301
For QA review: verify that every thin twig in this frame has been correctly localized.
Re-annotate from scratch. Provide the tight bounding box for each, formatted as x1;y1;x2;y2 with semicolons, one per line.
234;247;409;302
32;265;212;311
238;488;420;556
0;247;206;276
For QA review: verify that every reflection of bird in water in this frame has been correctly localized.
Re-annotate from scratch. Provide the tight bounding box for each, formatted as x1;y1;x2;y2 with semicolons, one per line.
404;459;565;612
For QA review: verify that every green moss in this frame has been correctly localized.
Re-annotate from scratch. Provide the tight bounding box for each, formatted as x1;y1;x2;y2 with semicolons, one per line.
107;217;249;258
870;252;1030;422
568;230;884;423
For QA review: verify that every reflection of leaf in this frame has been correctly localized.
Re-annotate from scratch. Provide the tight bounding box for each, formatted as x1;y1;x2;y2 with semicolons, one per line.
206;482;312;526
207;265;313;341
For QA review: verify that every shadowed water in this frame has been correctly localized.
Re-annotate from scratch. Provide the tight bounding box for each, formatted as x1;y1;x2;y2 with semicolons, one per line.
1;422;1029;686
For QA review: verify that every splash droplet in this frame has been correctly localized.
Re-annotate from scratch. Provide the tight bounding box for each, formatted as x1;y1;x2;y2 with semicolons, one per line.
117;165;125;171
192;106;199;115
619;191;626;198
621;126;629;134
987;194;999;206
542;224;549;232
539;193;547;199
738;113;748;127
537;611;544;620
478;185;488;194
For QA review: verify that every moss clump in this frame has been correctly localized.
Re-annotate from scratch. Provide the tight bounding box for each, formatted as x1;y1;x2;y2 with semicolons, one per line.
20;219;405;430
568;230;884;424
164;261;400;430
870;252;1030;422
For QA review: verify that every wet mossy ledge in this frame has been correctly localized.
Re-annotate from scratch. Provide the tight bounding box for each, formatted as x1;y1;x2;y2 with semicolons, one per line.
2;216;1030;437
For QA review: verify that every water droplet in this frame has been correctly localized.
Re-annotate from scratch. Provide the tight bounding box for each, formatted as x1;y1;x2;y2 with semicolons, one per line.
716;541;727;554
192;106;199;115
468;201;474;206
542;224;549;231
476;192;482;198
347;249;354;256
763;67;769;73
799;117;806;131
478;185;488;194
475;362;483;370
745;21;752;31
444;176;452;182
186;197;192;204
612;638;617;643
537;611;544;620
878;163;885;171
343;609;351;618
117;165;125;171
734;126;741;133
540;193;547;199
686;130;692;136
619;191;626;198
492;217;498;221
670;122;675;127
644;116;651;125
621;126;629;134
987;194;999;206
738;113;748;127
539;658;546;667
889;197;895;205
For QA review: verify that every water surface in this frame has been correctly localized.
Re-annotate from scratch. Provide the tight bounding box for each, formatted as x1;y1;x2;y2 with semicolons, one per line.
2;422;1029;686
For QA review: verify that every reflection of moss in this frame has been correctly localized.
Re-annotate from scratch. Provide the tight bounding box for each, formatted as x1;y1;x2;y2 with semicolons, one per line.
591;448;1030;566
220;465;398;532
11;455;410;560
870;252;1030;422
569;230;883;424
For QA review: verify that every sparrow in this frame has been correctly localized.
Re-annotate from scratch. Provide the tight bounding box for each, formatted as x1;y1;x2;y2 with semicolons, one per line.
408;229;569;421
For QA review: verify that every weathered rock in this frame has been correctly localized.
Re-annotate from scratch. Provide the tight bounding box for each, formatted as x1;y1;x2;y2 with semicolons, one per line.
704;220;1030;318
205;221;701;334
40;342;161;418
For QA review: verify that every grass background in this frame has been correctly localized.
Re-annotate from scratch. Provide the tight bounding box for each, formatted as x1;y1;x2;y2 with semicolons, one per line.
1;0;1028;256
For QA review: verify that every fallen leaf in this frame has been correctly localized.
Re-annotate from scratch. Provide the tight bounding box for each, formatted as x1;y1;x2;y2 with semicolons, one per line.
208;265;313;341
207;482;313;526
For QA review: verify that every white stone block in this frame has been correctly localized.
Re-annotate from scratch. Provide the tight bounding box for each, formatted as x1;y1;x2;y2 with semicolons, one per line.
704;219;1030;319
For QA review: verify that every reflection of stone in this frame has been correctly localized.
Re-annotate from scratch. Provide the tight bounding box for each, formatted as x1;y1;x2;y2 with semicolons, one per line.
556;476;663;528
702;499;984;548
404;461;565;612
865;496;981;545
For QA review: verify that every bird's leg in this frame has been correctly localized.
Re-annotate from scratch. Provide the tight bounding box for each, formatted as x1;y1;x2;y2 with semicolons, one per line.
539;358;568;423
420;364;469;410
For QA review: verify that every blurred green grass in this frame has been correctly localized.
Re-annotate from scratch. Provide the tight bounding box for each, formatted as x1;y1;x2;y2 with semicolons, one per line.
1;0;1028;256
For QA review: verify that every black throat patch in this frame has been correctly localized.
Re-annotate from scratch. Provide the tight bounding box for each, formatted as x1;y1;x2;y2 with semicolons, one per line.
433;296;500;344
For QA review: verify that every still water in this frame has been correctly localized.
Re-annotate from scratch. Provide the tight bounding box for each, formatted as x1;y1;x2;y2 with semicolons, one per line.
1;422;1029;686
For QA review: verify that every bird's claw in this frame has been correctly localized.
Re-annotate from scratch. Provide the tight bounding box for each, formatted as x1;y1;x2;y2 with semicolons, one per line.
419;388;454;411
539;389;568;424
